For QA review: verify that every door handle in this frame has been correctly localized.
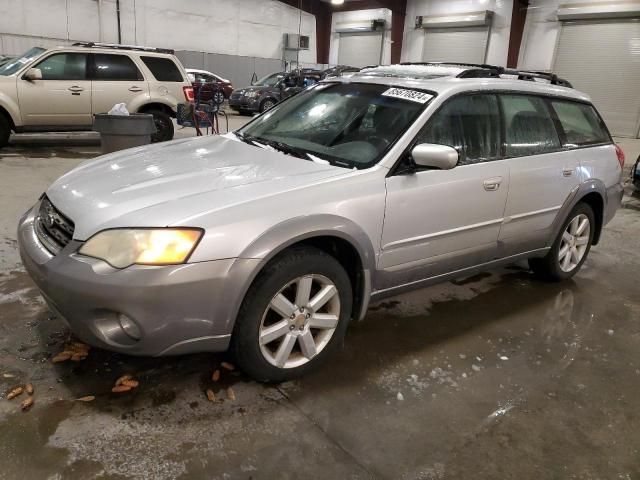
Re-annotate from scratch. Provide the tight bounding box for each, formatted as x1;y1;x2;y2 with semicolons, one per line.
562;168;574;177
68;86;84;93
483;177;503;191
128;86;143;92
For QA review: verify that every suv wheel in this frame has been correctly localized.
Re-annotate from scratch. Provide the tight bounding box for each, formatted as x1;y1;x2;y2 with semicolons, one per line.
232;247;352;382
260;99;276;113
148;110;174;142
529;203;595;281
0;114;10;148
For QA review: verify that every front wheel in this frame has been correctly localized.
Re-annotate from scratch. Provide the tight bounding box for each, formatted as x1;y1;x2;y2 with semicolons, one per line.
231;247;352;382
529;202;595;281
260;98;276;113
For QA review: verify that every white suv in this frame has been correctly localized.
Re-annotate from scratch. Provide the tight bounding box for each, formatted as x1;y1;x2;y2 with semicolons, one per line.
0;42;193;146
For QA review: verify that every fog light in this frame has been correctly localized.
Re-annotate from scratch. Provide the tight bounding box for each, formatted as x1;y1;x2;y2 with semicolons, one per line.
118;314;141;341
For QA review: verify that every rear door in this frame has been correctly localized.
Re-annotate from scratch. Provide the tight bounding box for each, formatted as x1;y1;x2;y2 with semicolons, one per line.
497;94;579;255
17;52;91;127
380;94;509;287
89;53;148;114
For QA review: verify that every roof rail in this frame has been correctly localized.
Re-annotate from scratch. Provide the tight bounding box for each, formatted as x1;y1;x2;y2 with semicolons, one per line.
71;42;174;55
503;69;573;88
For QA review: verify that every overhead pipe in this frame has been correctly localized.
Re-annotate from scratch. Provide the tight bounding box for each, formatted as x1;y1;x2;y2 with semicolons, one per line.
116;0;122;44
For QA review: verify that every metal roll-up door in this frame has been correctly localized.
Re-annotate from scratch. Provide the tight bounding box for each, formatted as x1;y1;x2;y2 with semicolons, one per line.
553;19;640;138
422;27;490;64
338;32;383;68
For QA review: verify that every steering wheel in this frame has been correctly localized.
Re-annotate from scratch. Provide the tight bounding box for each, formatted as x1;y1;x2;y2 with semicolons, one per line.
366;135;391;151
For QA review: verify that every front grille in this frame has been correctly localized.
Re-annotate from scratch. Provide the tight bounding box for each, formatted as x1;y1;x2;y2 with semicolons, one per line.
35;196;75;255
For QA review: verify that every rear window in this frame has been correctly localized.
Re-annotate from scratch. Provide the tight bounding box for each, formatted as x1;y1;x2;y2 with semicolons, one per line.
550;100;610;147
93;54;142;81
140;56;184;82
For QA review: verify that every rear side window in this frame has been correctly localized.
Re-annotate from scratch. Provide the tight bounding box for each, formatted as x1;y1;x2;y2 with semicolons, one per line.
500;94;561;158
140;56;184;82
35;53;87;80
550;100;610;147
418;94;501;166
92;54;142;81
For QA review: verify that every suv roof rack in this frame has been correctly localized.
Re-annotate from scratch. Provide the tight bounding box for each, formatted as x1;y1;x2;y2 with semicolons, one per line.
71;42;174;55
397;62;573;88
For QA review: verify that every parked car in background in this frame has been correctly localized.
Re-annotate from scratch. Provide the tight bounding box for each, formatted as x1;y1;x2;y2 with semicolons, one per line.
229;69;322;114
186;68;234;105
0;42;193;147
18;63;623;382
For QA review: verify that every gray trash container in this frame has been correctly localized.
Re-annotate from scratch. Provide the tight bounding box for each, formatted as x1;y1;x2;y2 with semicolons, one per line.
93;113;157;154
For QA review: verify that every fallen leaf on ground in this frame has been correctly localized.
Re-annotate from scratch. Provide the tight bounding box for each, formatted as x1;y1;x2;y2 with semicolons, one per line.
76;396;95;402
6;386;24;400
52;352;72;363
25;384;34;395
121;379;139;388
211;369;220;382
226;387;236;401
221;362;235;371
115;375;132;386
112;385;132;393
206;389;216;402
20;396;34;411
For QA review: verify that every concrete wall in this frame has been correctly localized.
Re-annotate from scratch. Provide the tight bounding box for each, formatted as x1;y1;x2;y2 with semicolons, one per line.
329;8;393;66
518;0;627;70
0;0;317;63
401;0;514;66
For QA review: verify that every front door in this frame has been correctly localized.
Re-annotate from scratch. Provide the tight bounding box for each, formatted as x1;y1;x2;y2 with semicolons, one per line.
380;94;509;289
89;53;149;114
17;52;91;127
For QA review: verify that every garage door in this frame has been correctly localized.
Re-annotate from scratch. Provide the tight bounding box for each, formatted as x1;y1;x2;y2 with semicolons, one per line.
422;27;490;64
553;20;640;138
338;32;383;68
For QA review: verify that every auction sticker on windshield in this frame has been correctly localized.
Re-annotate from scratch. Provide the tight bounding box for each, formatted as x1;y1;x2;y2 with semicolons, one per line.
382;88;433;104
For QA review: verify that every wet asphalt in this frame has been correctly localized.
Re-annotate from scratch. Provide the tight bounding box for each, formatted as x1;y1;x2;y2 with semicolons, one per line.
0;129;639;480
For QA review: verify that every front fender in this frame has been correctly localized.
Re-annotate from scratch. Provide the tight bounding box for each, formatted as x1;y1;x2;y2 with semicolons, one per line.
223;214;377;329
0;88;22;127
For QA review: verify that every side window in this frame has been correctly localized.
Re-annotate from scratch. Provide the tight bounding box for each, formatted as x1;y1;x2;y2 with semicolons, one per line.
140;56;184;82
417;94;501;166
501;94;560;157
550;100;610;147
92;54;143;81
34;53;87;80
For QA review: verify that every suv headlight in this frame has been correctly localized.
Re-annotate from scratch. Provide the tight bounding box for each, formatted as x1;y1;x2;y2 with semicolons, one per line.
245;91;259;98
79;228;203;269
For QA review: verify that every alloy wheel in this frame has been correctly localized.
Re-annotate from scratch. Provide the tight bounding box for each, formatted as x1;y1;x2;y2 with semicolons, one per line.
259;274;340;369
558;213;590;272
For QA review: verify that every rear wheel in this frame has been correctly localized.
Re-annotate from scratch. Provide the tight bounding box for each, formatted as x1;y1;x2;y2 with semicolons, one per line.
148;109;174;142
0;114;10;148
231;247;352;382
529;203;595;281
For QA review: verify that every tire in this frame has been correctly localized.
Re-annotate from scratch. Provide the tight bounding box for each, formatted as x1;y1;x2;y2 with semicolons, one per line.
213;90;225;106
529;202;595;281
0;114;10;149
148;109;174;143
260;98;276;113
231;246;353;382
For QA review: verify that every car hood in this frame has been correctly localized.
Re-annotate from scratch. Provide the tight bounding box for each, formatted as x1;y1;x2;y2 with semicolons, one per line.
46;135;347;240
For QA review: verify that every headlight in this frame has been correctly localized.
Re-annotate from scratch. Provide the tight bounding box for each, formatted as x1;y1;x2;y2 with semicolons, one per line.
79;228;203;269
245;91;258;98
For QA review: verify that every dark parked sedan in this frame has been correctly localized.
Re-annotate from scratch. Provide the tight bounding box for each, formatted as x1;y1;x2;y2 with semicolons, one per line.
229;69;322;115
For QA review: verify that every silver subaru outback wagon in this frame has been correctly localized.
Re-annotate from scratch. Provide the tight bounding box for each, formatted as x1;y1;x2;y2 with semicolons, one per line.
18;63;624;382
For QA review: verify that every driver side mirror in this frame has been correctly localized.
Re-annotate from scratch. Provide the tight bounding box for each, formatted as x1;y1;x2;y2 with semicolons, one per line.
411;143;458;170
24;68;42;81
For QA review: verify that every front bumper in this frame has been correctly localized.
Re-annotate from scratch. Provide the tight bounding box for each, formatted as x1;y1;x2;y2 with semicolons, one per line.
18;203;259;356
228;95;259;112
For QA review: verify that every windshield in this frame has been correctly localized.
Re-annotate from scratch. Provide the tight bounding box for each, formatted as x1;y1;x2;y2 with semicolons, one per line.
254;72;283;87
238;82;432;169
0;47;46;76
